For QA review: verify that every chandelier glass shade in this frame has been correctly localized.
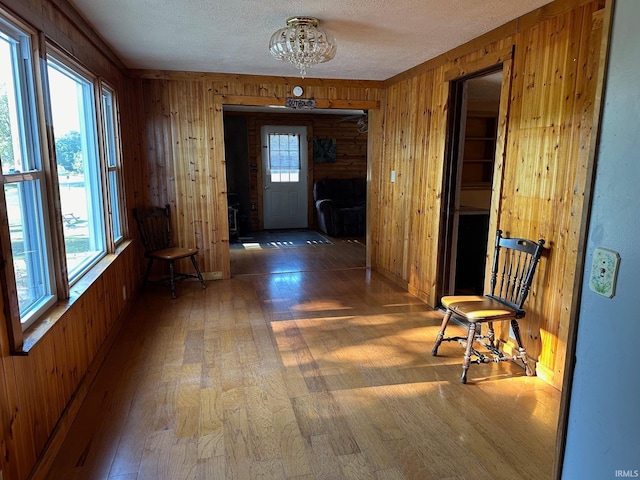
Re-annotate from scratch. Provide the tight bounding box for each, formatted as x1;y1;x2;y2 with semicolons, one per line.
269;17;337;77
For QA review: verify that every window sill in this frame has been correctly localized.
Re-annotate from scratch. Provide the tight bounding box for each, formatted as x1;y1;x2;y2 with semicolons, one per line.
21;239;134;353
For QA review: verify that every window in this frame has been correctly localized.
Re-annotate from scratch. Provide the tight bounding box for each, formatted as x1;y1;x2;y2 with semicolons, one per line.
101;85;123;244
268;133;300;182
1;16;128;342
47;57;106;283
1;19;56;329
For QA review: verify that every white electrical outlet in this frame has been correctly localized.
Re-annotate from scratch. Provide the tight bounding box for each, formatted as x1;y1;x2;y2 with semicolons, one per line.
589;247;620;298
391;170;396;183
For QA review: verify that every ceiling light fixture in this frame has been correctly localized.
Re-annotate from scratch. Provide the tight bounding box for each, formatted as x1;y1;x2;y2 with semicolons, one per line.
269;17;337;78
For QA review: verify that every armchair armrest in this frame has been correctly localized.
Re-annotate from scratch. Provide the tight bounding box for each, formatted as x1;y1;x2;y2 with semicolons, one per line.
315;198;334;213
315;199;335;236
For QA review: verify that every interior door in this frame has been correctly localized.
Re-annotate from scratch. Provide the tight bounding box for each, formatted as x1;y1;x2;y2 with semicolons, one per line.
261;125;308;229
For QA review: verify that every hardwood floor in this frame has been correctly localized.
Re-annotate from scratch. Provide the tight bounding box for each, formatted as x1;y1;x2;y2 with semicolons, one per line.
44;238;560;480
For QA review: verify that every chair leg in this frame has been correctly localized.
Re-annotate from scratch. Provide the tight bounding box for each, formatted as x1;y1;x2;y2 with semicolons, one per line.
190;255;206;289
169;260;177;299
432;310;452;356
510;319;533;376
461;321;477;384
487;321;495;349
142;258;154;289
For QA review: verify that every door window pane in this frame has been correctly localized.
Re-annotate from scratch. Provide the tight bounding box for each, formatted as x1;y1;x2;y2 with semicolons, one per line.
47;58;105;282
268;133;300;182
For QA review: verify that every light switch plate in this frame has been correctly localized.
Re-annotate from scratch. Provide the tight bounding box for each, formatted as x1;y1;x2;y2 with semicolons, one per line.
589;247;620;298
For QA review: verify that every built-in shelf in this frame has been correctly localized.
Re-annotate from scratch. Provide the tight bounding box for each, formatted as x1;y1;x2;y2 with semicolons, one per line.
461;112;497;188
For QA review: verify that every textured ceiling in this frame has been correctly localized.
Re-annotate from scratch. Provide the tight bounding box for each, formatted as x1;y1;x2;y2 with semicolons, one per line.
68;0;552;81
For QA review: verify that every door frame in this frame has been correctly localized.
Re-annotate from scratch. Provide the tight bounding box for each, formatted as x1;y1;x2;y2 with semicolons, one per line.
435;55;514;303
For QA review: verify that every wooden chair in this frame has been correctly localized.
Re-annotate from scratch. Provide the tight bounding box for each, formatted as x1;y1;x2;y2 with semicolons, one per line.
431;230;546;383
133;204;206;299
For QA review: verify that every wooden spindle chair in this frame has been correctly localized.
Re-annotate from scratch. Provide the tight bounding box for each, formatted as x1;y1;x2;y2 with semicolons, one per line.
133;204;206;299
432;230;546;383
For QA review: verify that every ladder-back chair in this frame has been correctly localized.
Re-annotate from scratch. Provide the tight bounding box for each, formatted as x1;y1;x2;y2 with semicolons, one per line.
432;230;546;383
133;204;206;299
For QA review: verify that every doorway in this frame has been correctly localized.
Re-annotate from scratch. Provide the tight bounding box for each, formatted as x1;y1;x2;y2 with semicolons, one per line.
440;69;503;297
261;125;309;230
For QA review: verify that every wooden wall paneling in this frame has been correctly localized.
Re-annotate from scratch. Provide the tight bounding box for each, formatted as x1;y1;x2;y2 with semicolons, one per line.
543;0;607;383
246;115;260;231
376;84;398;282
376;66;450;301
26;245;140;480
201;82;218;274
366;103;385;269
211;98;230;278
168;80;197;273
0;0;143;478
5;355;37;480
12;356;46;463
377;0;605;388
120;77;144;238
406;73;431;297
427;67;452;304
385;83;402;281
0;246;139;480
0;0;125;81
488;1;604;386
400;74;418;286
0;344;17;478
139;79;167;207
499;4;572;372
421;67;449;304
306;123;315;227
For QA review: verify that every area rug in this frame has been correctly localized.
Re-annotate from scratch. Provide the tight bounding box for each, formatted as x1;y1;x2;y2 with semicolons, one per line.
230;229;332;249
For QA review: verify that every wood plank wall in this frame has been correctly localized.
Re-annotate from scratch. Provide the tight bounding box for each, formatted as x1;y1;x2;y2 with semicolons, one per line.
227;111;367;231
374;0;607;388
130;76;382;278
0;1;140;479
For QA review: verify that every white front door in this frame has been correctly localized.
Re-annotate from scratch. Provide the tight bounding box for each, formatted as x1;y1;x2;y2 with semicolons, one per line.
261;125;308;229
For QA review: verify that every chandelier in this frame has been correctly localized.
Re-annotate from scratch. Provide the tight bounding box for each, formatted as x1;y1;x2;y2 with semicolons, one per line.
269;17;337;78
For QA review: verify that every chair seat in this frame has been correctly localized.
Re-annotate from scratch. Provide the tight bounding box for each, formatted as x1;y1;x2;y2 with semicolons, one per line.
147;247;198;261
441;295;485;309
442;295;516;322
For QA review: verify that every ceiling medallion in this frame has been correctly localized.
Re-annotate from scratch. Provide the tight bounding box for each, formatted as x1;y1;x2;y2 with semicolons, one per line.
269;17;337;78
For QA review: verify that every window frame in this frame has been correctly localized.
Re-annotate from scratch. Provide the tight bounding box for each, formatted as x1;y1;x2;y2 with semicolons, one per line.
98;82;125;248
0;14;57;343
0;20;130;351
45;50;108;286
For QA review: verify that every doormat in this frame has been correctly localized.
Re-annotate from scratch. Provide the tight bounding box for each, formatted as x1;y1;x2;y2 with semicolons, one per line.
231;229;332;250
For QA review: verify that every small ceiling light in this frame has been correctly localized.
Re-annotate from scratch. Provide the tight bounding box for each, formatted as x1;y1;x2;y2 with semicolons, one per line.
269;17;337;78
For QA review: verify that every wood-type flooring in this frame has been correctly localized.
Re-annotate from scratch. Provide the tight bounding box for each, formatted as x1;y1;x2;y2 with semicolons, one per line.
43;237;559;479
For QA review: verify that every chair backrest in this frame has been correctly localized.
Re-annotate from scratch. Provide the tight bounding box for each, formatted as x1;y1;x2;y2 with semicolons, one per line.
133;204;172;253
488;230;546;313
